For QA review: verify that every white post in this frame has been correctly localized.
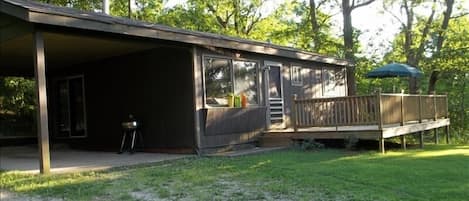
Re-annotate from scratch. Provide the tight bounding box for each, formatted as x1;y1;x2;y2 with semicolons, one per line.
103;0;110;14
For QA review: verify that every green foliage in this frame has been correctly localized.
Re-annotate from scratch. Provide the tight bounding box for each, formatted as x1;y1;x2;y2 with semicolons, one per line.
0;77;36;117
2;145;469;200
36;0;103;11
344;136;359;150
0;77;36;137
358;1;469;141
293;138;325;151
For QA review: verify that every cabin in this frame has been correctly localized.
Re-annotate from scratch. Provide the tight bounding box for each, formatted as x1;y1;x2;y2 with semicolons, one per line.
0;0;450;174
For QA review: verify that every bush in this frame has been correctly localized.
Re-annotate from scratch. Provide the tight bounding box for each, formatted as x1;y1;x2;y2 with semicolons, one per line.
344;136;359;150
293;138;325;151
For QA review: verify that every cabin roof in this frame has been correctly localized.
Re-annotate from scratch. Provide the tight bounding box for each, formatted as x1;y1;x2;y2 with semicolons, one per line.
0;0;352;66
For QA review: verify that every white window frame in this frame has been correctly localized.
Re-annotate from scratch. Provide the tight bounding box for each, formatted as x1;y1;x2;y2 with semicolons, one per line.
291;65;303;86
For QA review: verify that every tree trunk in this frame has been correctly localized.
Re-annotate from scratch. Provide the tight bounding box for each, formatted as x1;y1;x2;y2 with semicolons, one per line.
309;0;321;52
401;0;418;94
427;0;454;94
427;71;439;94
436;0;454;53
342;0;356;95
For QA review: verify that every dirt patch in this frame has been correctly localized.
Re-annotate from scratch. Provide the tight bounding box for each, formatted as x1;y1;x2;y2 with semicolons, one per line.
131;190;168;201
0;190;63;201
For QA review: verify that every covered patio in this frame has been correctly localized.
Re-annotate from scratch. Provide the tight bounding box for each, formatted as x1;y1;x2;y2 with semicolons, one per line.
1;0;198;174
0;145;192;173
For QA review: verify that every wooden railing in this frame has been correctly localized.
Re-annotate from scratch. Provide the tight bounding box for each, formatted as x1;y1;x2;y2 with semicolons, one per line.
292;92;448;131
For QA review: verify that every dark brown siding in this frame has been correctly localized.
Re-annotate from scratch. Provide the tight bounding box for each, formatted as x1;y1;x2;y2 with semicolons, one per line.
200;107;266;148
49;47;195;150
194;46;347;132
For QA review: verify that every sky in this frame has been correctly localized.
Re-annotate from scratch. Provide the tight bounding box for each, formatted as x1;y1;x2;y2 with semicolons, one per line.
164;0;468;59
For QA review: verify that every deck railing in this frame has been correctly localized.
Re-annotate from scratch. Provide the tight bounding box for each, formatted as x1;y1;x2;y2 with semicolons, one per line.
292;92;448;131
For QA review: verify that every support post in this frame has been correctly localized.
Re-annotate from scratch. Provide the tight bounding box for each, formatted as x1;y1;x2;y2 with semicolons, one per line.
191;46;203;154
400;135;406;150
292;94;298;132
379;136;385;154
445;125;450;144
434;128;439;144
419;131;424;149
33;30;50;174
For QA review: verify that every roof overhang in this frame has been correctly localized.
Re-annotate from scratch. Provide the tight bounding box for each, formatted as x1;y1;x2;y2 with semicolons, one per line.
0;0;353;67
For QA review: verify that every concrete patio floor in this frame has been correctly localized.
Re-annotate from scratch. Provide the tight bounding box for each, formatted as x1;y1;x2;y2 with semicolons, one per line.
0;145;193;174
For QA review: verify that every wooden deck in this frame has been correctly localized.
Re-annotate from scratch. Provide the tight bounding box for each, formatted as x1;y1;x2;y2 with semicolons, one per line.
260;93;450;152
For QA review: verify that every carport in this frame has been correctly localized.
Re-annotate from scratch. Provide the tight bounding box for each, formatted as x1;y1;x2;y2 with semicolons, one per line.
1;1;197;173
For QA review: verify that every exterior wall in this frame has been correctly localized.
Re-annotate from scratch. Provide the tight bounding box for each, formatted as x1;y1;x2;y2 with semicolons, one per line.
193;46;347;150
282;63;347;127
194;47;267;150
48;47;195;151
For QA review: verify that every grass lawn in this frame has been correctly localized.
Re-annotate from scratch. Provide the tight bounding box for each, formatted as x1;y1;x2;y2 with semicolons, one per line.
1;144;469;201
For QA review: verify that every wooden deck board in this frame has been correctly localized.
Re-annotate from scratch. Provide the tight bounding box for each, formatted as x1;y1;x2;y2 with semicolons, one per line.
263;119;450;141
382;119;450;138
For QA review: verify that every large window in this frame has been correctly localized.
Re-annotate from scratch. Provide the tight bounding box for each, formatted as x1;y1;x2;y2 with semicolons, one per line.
204;56;259;107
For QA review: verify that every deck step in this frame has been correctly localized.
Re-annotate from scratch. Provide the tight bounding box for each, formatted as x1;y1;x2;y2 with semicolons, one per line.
258;135;293;147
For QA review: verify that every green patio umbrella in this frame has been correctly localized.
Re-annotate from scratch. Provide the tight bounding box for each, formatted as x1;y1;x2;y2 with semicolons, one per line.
366;63;423;78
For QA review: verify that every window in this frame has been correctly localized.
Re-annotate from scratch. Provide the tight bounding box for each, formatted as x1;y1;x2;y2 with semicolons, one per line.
233;61;258;105
204;57;232;106
291;66;303;86
204;56;259;107
322;68;346;97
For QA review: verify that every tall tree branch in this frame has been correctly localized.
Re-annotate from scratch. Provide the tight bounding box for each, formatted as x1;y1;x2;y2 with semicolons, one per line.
436;0;454;53
351;0;375;10
415;0;436;65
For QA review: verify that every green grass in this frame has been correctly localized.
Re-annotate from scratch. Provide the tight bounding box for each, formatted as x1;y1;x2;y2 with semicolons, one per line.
1;145;469;201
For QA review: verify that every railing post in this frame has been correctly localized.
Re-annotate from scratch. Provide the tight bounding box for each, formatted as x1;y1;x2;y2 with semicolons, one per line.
292;94;298;132
445;93;449;118
433;95;437;121
444;94;450;144
433;95;439;144
334;100;339;131
400;89;405;126
376;89;385;153
418;90;422;123
376;89;383;130
418;90;424;149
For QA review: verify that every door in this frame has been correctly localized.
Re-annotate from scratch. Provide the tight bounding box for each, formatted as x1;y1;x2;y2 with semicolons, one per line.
54;76;87;138
265;61;285;129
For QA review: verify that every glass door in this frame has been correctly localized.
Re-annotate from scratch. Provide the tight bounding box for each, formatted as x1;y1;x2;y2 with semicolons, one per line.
54;76;87;138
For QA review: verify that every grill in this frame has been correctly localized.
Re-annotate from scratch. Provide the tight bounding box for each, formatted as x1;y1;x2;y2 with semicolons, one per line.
121;121;138;130
119;116;143;154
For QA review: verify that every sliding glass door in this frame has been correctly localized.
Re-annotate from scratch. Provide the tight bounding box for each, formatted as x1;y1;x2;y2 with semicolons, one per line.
54;76;87;138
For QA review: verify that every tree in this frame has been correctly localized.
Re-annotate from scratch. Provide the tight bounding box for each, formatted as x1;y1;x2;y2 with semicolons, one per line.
383;0;457;94
37;0;103;11
428;0;454;94
341;0;375;95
